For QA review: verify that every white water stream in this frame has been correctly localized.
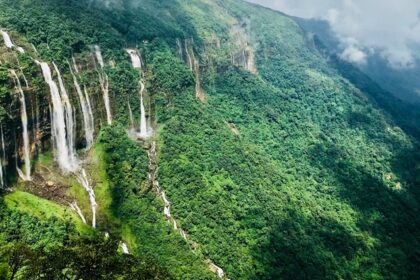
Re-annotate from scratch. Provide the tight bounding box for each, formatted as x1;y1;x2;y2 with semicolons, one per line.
120;242;130;254
70;201;87;224
76;168;96;228
94;46;112;125
70;64;94;148
11;70;31;181
138;79;148;137
1;30;24;53
126;49;142;68
127;49;149;138
148;141;226;278
53;63;77;164
37;61;78;172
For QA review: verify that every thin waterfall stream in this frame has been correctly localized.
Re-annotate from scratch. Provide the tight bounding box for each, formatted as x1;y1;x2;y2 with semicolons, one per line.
126;49;149;138
11;70;31;181
70;62;94;149
94;45;112;125
147;141;227;279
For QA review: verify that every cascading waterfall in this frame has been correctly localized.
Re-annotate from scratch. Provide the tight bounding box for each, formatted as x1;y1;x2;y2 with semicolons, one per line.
70;64;94;148
120;242;130;254
138;79;148;137
126;49;149;138
185;39;193;70
11;70;31;181
53;62;78;166
36;61;78;172
126;49;142;68
1;30;24;53
31;44;38;54
127;101;134;129
38;61;98;227
147;141;226;279
76;168;96;228
184;39;205;101
72;56;79;73
84;87;95;135
176;38;183;61
70;201;87;224
94;45;112;125
16;59;29;88
94;45;104;68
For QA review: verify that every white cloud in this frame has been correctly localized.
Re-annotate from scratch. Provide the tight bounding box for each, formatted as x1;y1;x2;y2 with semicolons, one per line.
247;0;420;69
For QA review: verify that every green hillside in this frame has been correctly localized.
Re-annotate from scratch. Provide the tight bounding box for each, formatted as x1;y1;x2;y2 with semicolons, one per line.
0;0;418;279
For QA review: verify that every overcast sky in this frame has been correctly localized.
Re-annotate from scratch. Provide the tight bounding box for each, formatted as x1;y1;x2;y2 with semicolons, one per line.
247;0;420;68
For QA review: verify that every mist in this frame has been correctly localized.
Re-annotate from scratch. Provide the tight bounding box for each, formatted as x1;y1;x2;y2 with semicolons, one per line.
247;0;420;69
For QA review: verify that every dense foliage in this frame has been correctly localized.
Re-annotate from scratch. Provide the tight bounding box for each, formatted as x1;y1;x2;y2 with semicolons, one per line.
0;0;418;279
97;125;216;279
0;199;169;279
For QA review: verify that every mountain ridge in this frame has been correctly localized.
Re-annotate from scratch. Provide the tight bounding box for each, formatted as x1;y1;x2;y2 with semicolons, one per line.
0;0;419;279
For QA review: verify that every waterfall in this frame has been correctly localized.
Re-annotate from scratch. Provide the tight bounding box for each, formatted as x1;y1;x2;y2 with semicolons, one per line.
138;79;148;137
94;45;104;68
31;44;38;54
76;168;97;228
127;49;149;138
128;101;134;129
84;87;95;136
0;126;5;188
120;242;130;254
53;63;77;165
176;38;183;61
94;45;112;125
72;56;79;73
147;141;226;278
208;263;225;279
126;49;142;68
36;61;78;172
11;70;31;181
1;30;24;53
70;201;87;224
185;39;193;70
70;65;94;148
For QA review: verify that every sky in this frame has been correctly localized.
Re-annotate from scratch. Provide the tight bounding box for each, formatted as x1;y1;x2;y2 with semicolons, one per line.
246;0;420;68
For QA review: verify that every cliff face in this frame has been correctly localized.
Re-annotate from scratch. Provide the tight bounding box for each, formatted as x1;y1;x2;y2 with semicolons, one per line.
0;0;419;279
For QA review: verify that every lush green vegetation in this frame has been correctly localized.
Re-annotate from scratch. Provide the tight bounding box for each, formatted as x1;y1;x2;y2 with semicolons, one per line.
0;0;419;279
0;196;170;279
97;124;216;279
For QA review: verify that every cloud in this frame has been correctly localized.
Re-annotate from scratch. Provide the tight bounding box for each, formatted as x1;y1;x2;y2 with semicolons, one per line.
247;0;420;69
339;39;367;65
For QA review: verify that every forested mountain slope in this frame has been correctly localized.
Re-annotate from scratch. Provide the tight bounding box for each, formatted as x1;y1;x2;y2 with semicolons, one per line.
0;0;419;279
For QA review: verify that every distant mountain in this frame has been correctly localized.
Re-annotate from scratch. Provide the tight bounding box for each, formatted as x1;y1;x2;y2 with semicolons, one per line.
294;17;420;105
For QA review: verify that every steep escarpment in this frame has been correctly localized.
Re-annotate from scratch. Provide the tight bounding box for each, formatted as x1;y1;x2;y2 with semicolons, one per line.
0;0;419;279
